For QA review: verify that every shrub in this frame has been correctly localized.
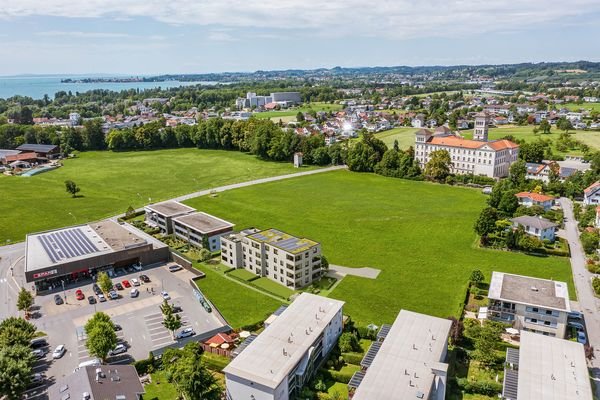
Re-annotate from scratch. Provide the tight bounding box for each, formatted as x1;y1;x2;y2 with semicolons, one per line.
580;231;600;254
456;378;502;396
338;332;361;353
342;352;364;365
593;277;600;296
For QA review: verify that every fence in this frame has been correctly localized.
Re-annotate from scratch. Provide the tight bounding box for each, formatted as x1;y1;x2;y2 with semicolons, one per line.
200;342;232;358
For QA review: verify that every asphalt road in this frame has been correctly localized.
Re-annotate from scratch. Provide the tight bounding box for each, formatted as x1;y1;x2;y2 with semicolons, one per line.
559;197;600;397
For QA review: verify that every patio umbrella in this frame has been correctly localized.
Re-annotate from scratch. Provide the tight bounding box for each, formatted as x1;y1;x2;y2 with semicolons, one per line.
239;331;251;339
221;343;230;349
505;328;519;335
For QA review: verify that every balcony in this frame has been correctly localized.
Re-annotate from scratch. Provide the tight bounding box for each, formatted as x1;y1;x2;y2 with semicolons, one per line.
488;304;516;314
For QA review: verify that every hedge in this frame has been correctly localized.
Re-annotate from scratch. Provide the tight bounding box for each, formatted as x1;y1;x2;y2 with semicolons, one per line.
342;352;364;365
319;368;355;384
456;378;502;396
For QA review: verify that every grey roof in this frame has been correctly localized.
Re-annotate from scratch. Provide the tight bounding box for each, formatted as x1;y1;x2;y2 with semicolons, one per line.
352;310;452;400
144;201;195;217
559;167;577;178
50;365;144;400
16;143;58;153
515;331;592;400
510;215;558;231
173;212;234;235
488;272;570;312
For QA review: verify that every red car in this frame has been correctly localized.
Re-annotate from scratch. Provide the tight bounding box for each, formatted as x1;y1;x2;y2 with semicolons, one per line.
121;280;131;288
75;289;85;301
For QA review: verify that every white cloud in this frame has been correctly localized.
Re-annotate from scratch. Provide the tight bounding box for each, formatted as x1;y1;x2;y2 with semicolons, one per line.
36;30;132;38
1;0;599;40
207;31;237;42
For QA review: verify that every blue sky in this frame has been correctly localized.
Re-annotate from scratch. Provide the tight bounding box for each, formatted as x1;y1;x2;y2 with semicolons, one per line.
0;0;599;75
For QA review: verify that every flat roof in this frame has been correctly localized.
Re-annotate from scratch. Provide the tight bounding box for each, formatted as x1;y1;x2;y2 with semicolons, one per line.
173;212;234;235
224;293;344;389
516;331;592;400
26;220;147;272
489;272;570;312
50;365;144;400
352;310;452;400
247;228;319;254
144;201;195;217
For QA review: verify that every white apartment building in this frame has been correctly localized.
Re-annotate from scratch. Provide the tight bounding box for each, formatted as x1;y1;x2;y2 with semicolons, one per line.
172;212;234;252
414;113;519;178
487;272;571;338
144;201;195;234
221;228;322;290
350;310;452;400
224;293;344;400
502;331;592;400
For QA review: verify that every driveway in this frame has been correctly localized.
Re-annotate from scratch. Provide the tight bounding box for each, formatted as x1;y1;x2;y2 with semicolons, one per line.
559;197;600;396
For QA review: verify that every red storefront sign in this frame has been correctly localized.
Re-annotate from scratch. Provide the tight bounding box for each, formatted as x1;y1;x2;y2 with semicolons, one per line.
32;269;58;279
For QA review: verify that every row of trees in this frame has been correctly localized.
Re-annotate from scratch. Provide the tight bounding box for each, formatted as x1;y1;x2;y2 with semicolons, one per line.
0;317;37;399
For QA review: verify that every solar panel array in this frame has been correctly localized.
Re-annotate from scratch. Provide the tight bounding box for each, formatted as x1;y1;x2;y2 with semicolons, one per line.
348;370;366;389
502;368;519;400
377;324;392;341
506;347;520;365
37;227;100;264
360;341;382;369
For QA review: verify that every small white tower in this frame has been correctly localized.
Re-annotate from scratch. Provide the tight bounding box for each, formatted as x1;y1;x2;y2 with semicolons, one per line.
473;112;489;141
294;152;303;168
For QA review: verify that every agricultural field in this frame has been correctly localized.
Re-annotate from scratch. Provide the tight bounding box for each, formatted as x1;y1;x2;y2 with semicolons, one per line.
185;170;574;326
0;148;316;243
563;102;600;112
252;101;343;120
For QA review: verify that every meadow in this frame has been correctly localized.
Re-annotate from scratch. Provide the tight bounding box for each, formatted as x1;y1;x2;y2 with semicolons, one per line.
185;170;574;326
252;101;343;119
0;148;315;243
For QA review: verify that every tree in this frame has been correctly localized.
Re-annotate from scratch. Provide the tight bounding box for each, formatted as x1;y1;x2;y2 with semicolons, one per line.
469;270;485;287
163;311;182;339
163;343;221;400
338;332;360;353
296;112;305;122
498;190;519;216
0;344;34;399
16;288;34;317
508;159;526;187
97;271;113;294
86;322;118;362
447;316;464;345
64;180;81;198
198;248;212;262
424;150;451;181
0;317;36;347
471;321;502;369
320;255;329;271
539;119;551;134
474;207;498;240
557;117;573;133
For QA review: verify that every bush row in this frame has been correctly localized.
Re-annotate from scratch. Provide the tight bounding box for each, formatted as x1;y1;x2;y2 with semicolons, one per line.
455;378;502;396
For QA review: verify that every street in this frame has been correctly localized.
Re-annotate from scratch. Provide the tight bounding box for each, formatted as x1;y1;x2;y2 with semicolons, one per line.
559;197;600;397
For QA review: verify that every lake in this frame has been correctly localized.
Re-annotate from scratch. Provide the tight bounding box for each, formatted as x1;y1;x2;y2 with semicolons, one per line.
0;75;217;99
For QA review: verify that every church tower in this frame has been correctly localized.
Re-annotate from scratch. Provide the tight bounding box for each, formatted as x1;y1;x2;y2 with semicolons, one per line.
473;112;489;141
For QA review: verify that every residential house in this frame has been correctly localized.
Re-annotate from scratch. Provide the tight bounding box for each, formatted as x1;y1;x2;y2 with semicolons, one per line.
583;181;600;205
502;331;592;400
411;114;425;128
220;228;261;269
224;293;344;400
514;192;555;211
510;215;558;242
172;212;234;251
487;271;570;338
144;201;195;234
349;310;452;400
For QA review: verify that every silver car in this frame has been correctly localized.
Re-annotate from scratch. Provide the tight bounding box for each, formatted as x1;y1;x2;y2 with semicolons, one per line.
52;344;66;359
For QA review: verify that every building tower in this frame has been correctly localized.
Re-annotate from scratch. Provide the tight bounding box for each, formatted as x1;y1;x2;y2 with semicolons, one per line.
473;112;489;141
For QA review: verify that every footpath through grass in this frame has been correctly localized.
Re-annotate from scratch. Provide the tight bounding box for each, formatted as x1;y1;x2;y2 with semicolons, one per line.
185;170;574;326
0;148;315;243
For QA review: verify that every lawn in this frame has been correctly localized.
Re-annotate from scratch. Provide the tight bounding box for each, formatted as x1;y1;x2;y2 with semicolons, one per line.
253;102;343;119
373;127;419;149
194;262;283;329
563;102;600;112
227;268;258;281
0;148;316;243
184;170;574;326
252;277;296;299
143;371;179;400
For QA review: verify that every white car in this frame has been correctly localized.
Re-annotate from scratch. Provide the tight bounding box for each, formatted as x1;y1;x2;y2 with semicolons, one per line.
161;291;170;300
108;344;127;356
133;263;143;272
577;331;587;345
176;328;195;339
130;288;139;298
52;344;66;359
97;293;106;302
168;265;183;272
131;278;140;287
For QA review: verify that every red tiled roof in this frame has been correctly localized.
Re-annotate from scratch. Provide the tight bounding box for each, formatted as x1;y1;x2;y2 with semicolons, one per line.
584;181;600;194
3;152;38;162
487;139;519;150
515;192;555;202
429;136;486;149
205;333;234;346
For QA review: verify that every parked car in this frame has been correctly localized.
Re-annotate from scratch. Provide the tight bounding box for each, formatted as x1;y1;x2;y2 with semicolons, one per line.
30;338;48;349
114;282;124;291
31;349;46;359
172;305;183;313
161;291;170;300
131;278;140;287
113;324;122;331
176;328;195;339
568;311;583;320
569;321;585;332
54;294;63;305
122;280;131;288
108;291;118;300
168;265;183;272
577;331;587;345
75;289;85;301
108;344;127;356
30;373;44;385
98;294;106;302
92;284;102;295
52;344;66;359
139;274;150;283
133;263;143;272
88;296;96;305
130;289;139;298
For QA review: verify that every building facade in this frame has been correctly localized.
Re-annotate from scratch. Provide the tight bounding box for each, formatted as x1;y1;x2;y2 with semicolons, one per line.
172;212;234;252
224;293;344;400
414;114;519;178
510;215;558;242
584;181;600;205
221;228;321;290
515;192;555;211
487;272;571;338
144;201;195;234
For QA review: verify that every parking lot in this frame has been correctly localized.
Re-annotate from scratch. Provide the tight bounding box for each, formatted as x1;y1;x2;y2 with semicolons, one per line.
26;262;228;398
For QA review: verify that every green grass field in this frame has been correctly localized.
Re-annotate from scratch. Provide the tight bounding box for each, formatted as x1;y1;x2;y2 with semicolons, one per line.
227;268;257;281
563;102;600;112
185;170;573;326
0;149;315;243
373;127;420;149
252;277;296;299
253;102;343;119
195;263;283;329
